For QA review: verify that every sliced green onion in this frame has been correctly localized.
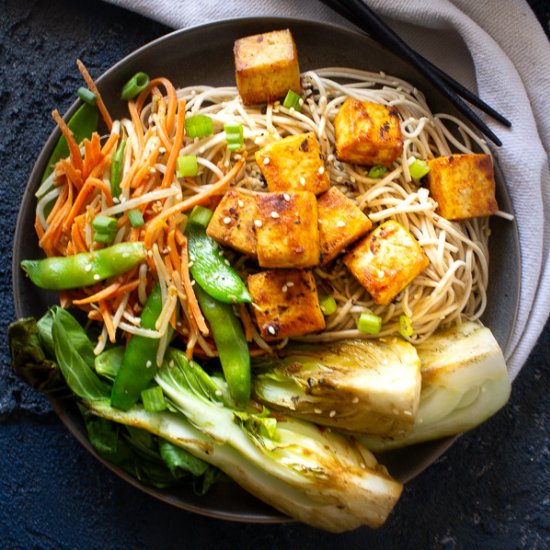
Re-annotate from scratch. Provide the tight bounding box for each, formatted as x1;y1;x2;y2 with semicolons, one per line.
176;154;198;177
188;205;213;228
185;114;214;138
283;89;302;111
409;159;430;180
399;315;414;338
224;122;244;151
319;295;337;316
77;87;97;106
128;209;145;228
93;231;116;244
357;312;382;335
121;72;150;101
92;215;118;233
368;165;388;179
141;385;167;412
110;139;126;199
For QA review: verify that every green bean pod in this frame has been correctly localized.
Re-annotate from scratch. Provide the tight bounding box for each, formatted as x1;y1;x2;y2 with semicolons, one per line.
187;222;251;303
21;242;146;290
111;285;171;411
42;103;99;182
195;285;250;407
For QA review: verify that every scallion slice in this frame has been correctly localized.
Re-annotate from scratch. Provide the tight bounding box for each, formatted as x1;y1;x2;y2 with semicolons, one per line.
224;122;244;151
128;209;145;228
92;215;118;233
357;312;382;335
188;205;213;228
319;295;337;316
399;315;414;338
77;87;97;106
141;385;167;412
176;154;198;177
409;159;430;180
93;231;116;244
283;89;302;111
110;139;126;199
121;72;150;101
185;114;214;138
368;165;388;179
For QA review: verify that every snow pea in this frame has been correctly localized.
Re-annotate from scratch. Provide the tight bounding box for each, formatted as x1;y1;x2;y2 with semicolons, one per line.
187;222;251;303
111;285;171;411
21;242;146;290
194;285;250;407
42;103;99;182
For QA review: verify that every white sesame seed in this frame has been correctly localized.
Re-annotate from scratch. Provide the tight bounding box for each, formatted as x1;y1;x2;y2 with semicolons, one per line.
254;219;263;228
378;270;385;278
150;167;156;174
283;193;290;201
350;176;356;183
337;221;346;228
318;166;325;175
93;274;100;281
85;264;92;272
352;396;359;404
237;200;244;207
299;177;306;186
314;408;322;414
282;285;288;293
188;261;194;268
336;176;344;183
263;157;270;165
224;259;230;266
223;216;232;224
329;410;336;418
191;280;196;286
327;154;335;162
145;360;152;368
159;147;166;154
403;410;412;416
113;197;120;204
286;281;294;288
267;326;276;335
270;211;280;219
224;160;230;168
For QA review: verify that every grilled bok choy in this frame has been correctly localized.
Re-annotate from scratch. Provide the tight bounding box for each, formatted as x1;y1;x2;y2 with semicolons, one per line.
9;308;403;532
358;322;511;451
252;338;422;436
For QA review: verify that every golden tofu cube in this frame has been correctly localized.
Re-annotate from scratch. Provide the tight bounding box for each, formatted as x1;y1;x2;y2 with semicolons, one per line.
334;98;403;167
206;190;258;256
317;187;373;264
344;220;429;305
234;29;301;105
256;191;319;268
426;154;498;220
255;132;330;195
248;269;325;339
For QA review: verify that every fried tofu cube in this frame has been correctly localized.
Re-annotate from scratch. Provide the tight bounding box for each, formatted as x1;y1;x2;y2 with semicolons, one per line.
248;269;325;339
426;154;498;220
255;132;330;195
256;191;319;268
206;190;258;256
317;187;372;264
344;220;429;305
334;98;403;167
234;29;301;105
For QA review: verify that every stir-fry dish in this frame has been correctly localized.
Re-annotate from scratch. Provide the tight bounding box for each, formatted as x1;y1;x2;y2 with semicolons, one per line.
10;29;512;531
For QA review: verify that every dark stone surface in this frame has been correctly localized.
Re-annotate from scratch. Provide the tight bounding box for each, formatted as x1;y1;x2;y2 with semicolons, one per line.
1;0;549;547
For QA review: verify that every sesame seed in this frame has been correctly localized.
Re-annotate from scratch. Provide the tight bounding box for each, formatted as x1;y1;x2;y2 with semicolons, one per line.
336;176;344;183
215;389;223;397
314;408;322;414
188;261;194;268
223;216;232;224
224;160;230;167
318;166;325;175
263;157;270;165
267;326;276;335
113;197;120;204
93;274;100;281
283;193;290;201
329;410;336;418
191;280;196;286
85;264;92;272
169;360;175;368
270;211;280;219
286;281;294;288
327;154;335;162
159;147;166;154
378;270;385;278
224;259;230;266
352;396;359;404
254;219;263;228
282;285;288;292
403;410;412;416
299;177;306;186
237;200;244;207
150;167;157;173
337;220;346;228
350;176;356;183
145;360;152;368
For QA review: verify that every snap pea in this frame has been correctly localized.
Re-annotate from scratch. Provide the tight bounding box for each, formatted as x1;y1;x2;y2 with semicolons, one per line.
21;242;146;290
111;285;170;411
195;285;250;407
41;103;99;182
187;222;251;303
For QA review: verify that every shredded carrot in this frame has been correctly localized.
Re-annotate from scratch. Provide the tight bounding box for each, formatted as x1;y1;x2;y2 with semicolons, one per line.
58;158;83;190
46;185;68;225
135;77;178;135
161;99;186;188
63;177;113;232
82;133;102;180
52;110;83;174
144;154;246;249
73;283;121;305
34;214;45;240
128;100;145;154
100;130;120;157
239;303;255;343
76;59;113;131
99;300;116;343
179;234;209;336
71;217;88;253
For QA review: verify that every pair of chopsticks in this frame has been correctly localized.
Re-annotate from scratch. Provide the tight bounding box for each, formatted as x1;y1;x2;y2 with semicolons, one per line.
319;0;511;146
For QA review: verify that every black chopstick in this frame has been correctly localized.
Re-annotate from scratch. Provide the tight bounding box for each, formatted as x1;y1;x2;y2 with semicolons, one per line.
320;0;510;146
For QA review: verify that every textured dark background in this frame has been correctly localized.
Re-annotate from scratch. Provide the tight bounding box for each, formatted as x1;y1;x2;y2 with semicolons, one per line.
1;0;549;548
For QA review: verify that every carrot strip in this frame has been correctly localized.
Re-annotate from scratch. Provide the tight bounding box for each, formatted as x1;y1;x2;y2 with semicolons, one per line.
179;234;209;336
135;77;178;135
144;154;246;249
71;217;88;253
99;300;116;343
58;158;83;190
239;303;255;343
52;110;83;173
34;214;45;240
73;283;121;305
128;100;145;154
161;99;186;188
46;185;68;224
76;59;113;131
100;130;120;157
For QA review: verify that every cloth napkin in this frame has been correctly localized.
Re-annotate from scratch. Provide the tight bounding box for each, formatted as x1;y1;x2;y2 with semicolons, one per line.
105;0;550;381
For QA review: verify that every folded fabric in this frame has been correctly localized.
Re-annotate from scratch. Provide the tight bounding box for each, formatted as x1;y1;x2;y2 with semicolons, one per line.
105;0;550;380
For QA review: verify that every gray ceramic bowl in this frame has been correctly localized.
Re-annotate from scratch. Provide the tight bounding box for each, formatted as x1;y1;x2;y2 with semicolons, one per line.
12;17;520;523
